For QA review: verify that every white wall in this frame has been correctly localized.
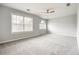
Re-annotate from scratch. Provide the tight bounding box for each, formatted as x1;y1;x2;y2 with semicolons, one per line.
48;14;77;37
77;5;79;49
0;5;47;43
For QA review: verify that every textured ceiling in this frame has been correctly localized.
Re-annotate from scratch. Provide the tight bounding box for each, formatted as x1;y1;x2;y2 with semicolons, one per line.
1;3;77;19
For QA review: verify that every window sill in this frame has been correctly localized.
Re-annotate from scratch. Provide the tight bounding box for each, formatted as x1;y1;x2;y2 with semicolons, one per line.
11;31;33;35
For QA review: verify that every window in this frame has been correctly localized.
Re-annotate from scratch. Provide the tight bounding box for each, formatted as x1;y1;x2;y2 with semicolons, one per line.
40;20;46;29
24;17;33;31
17;15;23;32
11;14;33;33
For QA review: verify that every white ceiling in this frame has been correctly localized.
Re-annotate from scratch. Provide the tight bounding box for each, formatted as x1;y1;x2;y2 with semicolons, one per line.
1;3;77;19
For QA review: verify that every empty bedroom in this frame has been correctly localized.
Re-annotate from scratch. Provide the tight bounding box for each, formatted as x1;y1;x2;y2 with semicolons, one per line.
0;3;78;55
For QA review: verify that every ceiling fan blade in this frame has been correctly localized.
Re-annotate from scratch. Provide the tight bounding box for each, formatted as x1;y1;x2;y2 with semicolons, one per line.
41;12;48;13
50;10;55;13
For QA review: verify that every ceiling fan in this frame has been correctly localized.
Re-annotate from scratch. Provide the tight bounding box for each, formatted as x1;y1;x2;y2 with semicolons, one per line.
40;8;55;14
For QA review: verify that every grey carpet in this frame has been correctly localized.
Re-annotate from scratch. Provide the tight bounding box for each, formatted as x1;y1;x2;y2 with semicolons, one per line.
0;34;78;55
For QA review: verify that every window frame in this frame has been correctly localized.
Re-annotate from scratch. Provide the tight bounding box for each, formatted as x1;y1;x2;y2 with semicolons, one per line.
23;17;33;32
39;20;46;30
11;13;33;34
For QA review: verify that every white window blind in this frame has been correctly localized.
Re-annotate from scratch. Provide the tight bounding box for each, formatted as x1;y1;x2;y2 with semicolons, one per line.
40;20;46;29
11;14;33;33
